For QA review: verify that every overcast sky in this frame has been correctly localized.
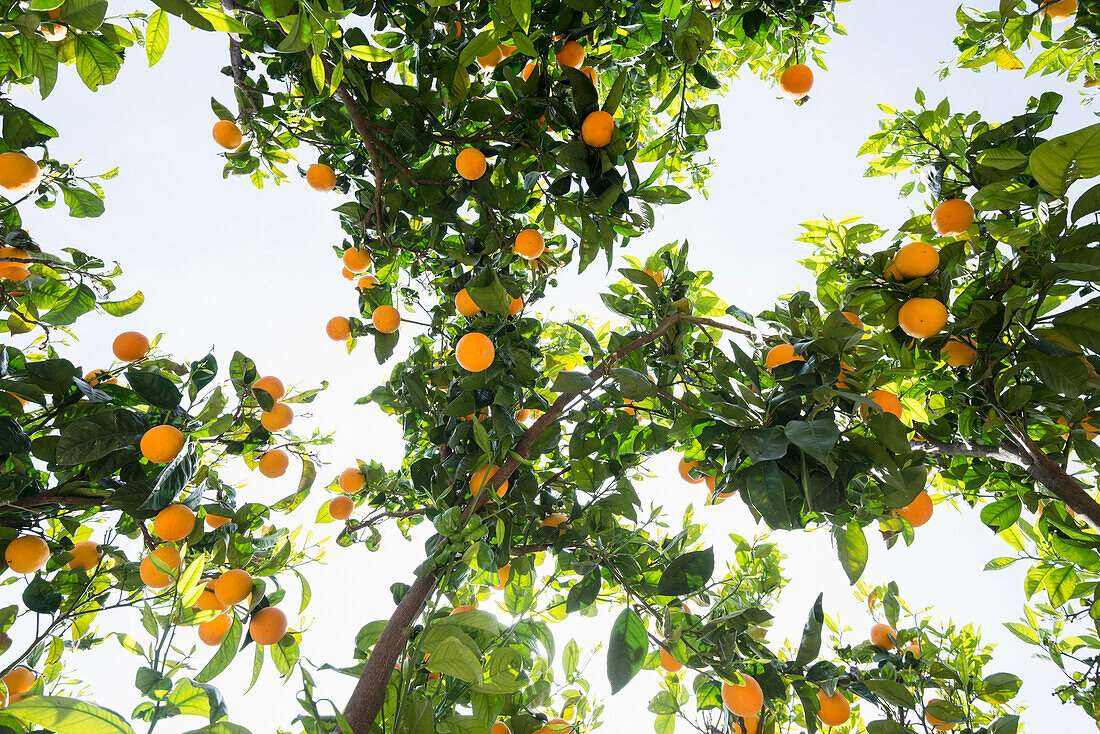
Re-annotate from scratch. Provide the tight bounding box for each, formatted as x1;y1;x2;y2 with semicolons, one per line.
5;1;1096;731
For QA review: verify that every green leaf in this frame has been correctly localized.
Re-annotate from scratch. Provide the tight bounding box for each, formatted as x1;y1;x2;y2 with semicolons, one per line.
980;496;1021;532
741;428;789;461
793;593;823;667
784;419;839;463
74;36;121;91
197;615;243;682
466;268;511;315
193;7;251;33
655;548;714;596
61;185;106;218
1043;565;1077;607
127;370;182;410
742;461;791;529
833;523;868;585
1030;123;1100;196
64;0;107;31
550;371;595;393
145;9;169;66
863;679;915;708
22;575;62;613
5;696;134;734
100;291;145;317
565;571;601;613
420;624;483;682
509;0;530;32
611;368;656;399
977;672;1021;704
19;35;58;98
140;442;198;511
55;409;145;465
149;0;213;30
606;608;646;693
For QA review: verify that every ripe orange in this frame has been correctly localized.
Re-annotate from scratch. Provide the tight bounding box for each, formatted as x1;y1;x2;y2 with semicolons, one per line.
898;297;948;338
864;390;903;420
0;152;40;193
141;425;186;464
140;547;182;588
731;715;758;734
342;267;355;280
516;408;531;422
456;147;487;180
678;458;704;484
538;719;574;734
343;248;372;272
113;331;150;362
456;333;495;372
306;163;336;192
212;120;243;149
339;467;366;494
0;246;30;270
476;46;503;68
904;640;921;658
198;613;231;646
67;540;99;571
581;65;598;86
214;569;253;605
930;199;974;237
942;337;977;367
816;689;850;726
5;536;49;574
491;722;511;734
469;465;507;498
451;604;478;614
556;40;584;68
0;265;28;282
896;490;933;527
764;343;804;370
720;674;763;716
249;606;288;645
644;268;664;285
924;699;957;731
197;581;228;612
373;305;401;333
540;513;569;535
206;513;232;529
841;311;863;330
883;262;903;281
326;316;352;341
456;288;480;317
329;495;354;520
83;370;117;387
252;375;285;402
258;449;289;478
581;111;615;148
515;229;545;260
893;242;939;279
659;646;683;672
493;564;511;589
153;504;196;542
778;64;813;99
260;402;294;431
508;295;523;315
870;622;897;650
1;667;35;696
522;62;537;81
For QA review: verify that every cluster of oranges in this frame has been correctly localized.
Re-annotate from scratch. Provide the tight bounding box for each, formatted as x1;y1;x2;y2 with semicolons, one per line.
868;623;956;730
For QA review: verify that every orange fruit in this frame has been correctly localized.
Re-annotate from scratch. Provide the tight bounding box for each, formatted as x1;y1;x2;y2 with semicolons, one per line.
260;402;294;431
904;640;921;658
447;20;462;38
731;715;758;734
342;267;355;280
492;722;511;734
83;370;117;387
0;152;40;193
456;333;495;372
140;547;182;588
515;408;530;422
328;495;354;520
659;646;683;672
67;540;99;571
515;229;545;260
841;311;863;329
556;40;584;68
249;606;288;645
816;689;850;726
720;674;763;716
493;564;511;589
212;120;242;149
469;465;507;498
198;613;232;646
206;513;232;529
456;147;487;180
522;62;536;81
893;242;939;279
778;64;813;99
883;262;903;281
456;288;480;317
508;295;523;315
113;331;150;362
581;65;598;86
540;513;569;535
870;623;896;650
197;581;228;612
373;305;401;334
0;247;30;270
498;44;515;59
476;46;503;68
357;274;378;291
339;467;366;494
581;111;615;147
306;163;336;192
896;490;933;528
924;699;957;731
451;604;477;614
343;248;372;273
644;268;664;285
141;425;186;464
538;720;574;734
898;297;948;338
1;667;35;696
214;569;253;605
326;316;352;341
942;337;977;367
252;376;285;402
764;343;804;370
258;449;289;478
5;536;49;574
930;199;974;236
678;458;704;485
153;504;196;542
864;390;903;420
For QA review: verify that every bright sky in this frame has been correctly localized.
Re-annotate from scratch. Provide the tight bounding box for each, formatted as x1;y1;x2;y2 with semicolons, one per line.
5;2;1095;731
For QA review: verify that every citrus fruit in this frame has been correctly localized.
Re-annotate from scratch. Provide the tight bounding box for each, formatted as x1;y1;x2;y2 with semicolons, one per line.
0;152;40;193
456;147;487;180
893;242;939;279
678;458;704;484
896;490;933;527
659;646;683;672
924;699;957;731
508;295;523;315
898;297;948;338
357;274;378;290
329;495;354;520
764;343;804;370
198;613;232;645
339;467;365;494
5;536;48;574
942;337;977;367
540;513;569;535
456;333;495;372
249;606;288;645
870;622;897;650
515;408;530;422
493;564;511;589
1;667;35;696
67;540;99;571
113;331;150;362
153;504;196;542
476;46;503;68
644;268;664;285
816;689;850;726
214;569;253;605
515;229;545;260
206;513;232;529
451;604;477;614
731;715;758;734
469;464;507;498
140;547;182;588
581;111;614;147
326;316;352;341
720;674;763;716
197;581;228;612
373;305;400;333
930;199;974;237
141;425;186;464
456;288;480;317
864;390;903;420
556;40;584;68
260;402;294;431
492;722;511;734
778;64;813;98
1039;0;1077;22
252;375;285;402
342;247;371;272
306;163;336;192
342;267;354;280
841;311;863;329
522;62;536;81
581;65;598;86
258;449;289;478
212;120;242;149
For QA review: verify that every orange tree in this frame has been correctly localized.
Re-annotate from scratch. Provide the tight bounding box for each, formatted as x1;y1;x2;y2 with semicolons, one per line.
0;0;1096;732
